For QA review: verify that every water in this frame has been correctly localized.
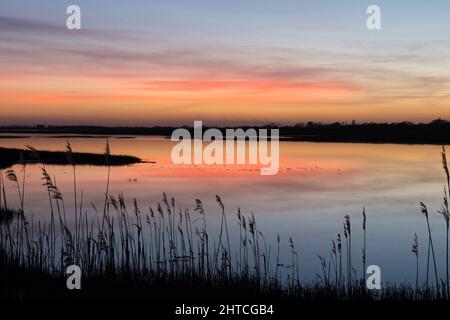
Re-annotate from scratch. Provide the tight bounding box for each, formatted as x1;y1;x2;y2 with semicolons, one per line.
0;133;447;284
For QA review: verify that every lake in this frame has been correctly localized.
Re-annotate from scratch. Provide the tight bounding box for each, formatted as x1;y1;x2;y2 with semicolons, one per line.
0;133;447;284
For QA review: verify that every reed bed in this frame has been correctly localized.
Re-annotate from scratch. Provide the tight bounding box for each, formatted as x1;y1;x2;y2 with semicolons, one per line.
0;143;450;300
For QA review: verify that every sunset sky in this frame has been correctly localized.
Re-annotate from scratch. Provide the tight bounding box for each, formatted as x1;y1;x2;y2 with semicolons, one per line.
1;0;450;126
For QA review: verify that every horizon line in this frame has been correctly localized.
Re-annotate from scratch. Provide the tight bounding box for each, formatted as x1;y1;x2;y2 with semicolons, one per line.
1;118;450;129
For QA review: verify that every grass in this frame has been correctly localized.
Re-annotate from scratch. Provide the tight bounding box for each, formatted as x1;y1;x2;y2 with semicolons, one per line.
1;142;450;301
0;208;21;225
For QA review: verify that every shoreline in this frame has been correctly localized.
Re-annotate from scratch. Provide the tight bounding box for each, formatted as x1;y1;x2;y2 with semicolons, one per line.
3;119;450;145
1;132;449;146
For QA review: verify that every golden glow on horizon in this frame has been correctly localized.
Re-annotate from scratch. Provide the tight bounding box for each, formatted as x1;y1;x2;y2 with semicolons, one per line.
1;56;450;125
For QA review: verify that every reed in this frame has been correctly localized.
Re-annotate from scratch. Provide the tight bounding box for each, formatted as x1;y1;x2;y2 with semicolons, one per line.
331;239;338;290
19;152;26;213
412;233;419;296
337;233;342;288
5;169;22;213
441;146;450;297
344;215;352;292
420;202;440;295
362;207;366;278
103;141;111;215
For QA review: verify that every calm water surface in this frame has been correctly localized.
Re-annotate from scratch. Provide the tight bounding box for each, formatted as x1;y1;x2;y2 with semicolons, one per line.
0;133;447;284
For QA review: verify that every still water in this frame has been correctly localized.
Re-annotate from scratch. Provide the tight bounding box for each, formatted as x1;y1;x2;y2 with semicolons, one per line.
0;133;448;284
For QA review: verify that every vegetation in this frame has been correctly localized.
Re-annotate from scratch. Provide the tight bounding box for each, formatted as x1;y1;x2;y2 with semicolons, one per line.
1;142;450;300
0;146;141;169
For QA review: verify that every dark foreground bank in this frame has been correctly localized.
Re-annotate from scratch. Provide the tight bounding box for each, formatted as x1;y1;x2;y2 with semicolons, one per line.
0;146;142;169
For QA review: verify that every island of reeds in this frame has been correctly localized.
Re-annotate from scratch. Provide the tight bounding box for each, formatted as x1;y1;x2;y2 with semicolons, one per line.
1;142;450;301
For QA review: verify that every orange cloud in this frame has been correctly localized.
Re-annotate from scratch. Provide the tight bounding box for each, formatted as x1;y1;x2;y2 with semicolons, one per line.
140;80;359;92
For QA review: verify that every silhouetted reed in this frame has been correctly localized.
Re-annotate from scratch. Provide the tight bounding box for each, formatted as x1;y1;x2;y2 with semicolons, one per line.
440;146;450;297
412;233;419;295
420;202;439;295
362;207;366;278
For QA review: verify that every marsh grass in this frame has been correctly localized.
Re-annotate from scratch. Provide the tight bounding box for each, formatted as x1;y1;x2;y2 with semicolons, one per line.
1;143;450;300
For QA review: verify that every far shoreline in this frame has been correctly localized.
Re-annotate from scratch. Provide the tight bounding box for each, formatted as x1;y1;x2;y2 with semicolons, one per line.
2;118;450;145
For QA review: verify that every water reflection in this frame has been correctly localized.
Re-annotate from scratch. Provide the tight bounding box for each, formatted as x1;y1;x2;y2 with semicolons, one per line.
0;133;447;284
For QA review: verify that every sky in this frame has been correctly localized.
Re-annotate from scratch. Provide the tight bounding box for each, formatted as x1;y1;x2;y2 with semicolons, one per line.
1;0;450;126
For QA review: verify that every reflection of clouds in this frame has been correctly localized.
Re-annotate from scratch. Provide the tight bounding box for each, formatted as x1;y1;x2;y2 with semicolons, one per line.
2;136;447;283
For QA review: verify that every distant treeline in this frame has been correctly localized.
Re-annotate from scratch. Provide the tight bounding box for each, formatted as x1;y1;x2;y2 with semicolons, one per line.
281;118;450;144
2;118;450;144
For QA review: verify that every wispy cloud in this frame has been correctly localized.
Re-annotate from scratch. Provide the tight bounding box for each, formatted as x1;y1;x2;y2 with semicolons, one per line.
1;7;450;125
